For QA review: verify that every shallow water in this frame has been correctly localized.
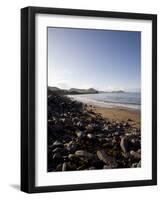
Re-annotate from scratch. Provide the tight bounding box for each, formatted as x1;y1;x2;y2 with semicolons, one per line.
68;92;141;110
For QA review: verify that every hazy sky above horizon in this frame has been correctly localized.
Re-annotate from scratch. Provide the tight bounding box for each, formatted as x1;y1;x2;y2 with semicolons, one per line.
48;27;141;92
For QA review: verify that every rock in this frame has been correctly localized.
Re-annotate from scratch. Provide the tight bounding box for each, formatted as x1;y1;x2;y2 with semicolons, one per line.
125;133;133;136
131;162;138;168
130;138;136;144
122;152;130;158
52;152;62;162
103;165;111;169
96;133;105;138
60;118;66;123
75;150;94;159
62;162;67;171
133;131;141;136
87;133;95;140
51;125;63;132
112;138;117;145
103;125;109;131
97;150;118;168
76;131;85;139
137;160;141;167
105;138;112;142
123;122;130;128
56;163;62;171
130;138;140;148
72;117;79;123
116;125;120;129
68;154;78;160
52;141;63;148
66;142;77;153
102;143;111;148
130;150;141;161
52;147;62;153
88;166;96;170
127;118;133;121
77;121;83;127
48;105;52;112
67;162;77;170
114;131;120;136
68;154;73;159
137;149;141;154
85;124;93;132
77;164;87;170
120;136;129;153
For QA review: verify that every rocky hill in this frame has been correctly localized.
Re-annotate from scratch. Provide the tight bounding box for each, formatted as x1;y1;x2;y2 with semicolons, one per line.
48;86;99;95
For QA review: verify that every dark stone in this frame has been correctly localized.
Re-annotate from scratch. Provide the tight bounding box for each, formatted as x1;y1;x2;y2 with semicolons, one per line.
56;163;62;171
97;150;118;168
76;131;85;139
53;152;62;162
66;141;77;153
130;150;141;161
75;150;94;159
62;162;67;171
52;141;63;148
120;136;129;153
87;133;95;140
88;166;96;170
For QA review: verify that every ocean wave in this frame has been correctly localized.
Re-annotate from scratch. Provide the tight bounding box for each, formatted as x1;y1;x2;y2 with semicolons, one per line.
68;94;141;110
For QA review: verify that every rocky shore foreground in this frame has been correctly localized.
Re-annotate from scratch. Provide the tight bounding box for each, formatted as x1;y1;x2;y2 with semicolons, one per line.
48;92;141;172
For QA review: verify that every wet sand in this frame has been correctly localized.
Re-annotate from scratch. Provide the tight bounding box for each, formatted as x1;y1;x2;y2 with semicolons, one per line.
89;106;141;129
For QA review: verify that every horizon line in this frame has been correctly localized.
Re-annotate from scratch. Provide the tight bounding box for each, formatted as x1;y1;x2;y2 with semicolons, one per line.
48;85;141;92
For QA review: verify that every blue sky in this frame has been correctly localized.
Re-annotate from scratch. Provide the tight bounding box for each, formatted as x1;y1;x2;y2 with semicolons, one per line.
48;27;141;92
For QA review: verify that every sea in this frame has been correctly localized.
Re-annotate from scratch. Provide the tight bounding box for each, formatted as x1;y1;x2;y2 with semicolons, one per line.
68;92;141;110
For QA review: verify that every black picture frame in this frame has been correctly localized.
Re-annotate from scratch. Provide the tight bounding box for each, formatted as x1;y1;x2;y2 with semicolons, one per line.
21;6;157;193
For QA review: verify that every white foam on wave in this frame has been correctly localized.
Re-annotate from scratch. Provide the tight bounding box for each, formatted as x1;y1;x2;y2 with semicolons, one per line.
68;95;141;110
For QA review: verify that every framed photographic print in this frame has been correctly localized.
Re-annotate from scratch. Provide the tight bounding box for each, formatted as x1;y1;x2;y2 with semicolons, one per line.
21;6;157;193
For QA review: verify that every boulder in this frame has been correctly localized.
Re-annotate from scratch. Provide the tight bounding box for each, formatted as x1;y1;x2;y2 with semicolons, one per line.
120;136;129;153
75;150;94;159
97;150;118;168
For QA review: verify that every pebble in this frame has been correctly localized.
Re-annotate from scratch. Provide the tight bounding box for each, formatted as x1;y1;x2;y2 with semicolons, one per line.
114;131;120;136
103;125;109;131
68;154;78;160
76;131;84;139
103;165;111;169
52;141;63;148
87;133;95;140
62;162;67;171
86;124;94;132
52;147;62;153
66;141;77;152
97;150;118;168
75;150;94;159
130;150;141;160
56;163;62;171
88;166;96;170
77;121;83;127
137;160;141;167
53;152;62;161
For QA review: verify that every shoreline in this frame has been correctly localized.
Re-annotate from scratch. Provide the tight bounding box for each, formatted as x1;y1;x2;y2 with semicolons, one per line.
88;105;141;129
68;94;141;129
68;94;141;111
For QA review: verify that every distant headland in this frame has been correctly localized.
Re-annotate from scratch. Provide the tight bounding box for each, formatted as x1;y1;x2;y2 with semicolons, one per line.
48;86;125;95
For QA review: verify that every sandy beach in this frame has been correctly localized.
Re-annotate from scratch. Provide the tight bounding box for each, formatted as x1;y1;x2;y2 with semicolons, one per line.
91;106;141;129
